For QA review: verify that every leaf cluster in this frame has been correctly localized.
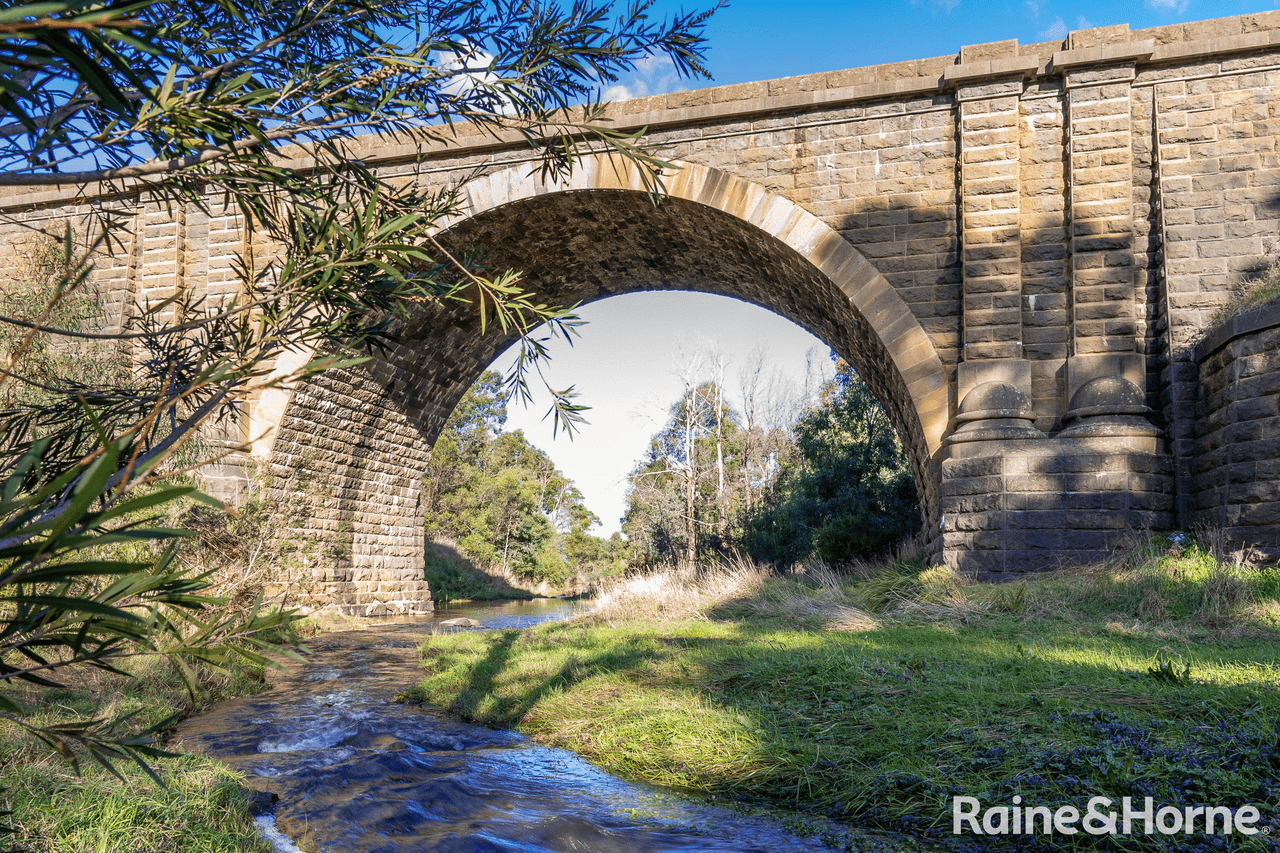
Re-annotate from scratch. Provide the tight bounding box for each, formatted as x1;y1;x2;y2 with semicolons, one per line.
424;370;616;588
622;357;921;570
0;0;719;823
2;0;720;440
0;0;718;190
746;360;920;566
0;437;299;789
623;380;746;565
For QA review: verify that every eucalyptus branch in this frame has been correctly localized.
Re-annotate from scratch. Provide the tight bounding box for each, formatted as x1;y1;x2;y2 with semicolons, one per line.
0;126;303;186
0;0;719;790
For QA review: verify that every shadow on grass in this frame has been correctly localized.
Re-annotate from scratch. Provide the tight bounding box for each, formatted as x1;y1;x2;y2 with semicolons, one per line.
420;607;1280;851
431;622;668;726
424;540;534;603
682;620;1280;850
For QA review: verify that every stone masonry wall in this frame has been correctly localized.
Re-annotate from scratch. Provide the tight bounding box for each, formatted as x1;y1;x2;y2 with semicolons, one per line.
942;438;1175;578
1149;46;1280;524
266;356;433;616
8;12;1280;598
1191;303;1280;561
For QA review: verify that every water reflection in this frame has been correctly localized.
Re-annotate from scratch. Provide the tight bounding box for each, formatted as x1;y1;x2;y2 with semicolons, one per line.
177;600;844;853
434;598;589;630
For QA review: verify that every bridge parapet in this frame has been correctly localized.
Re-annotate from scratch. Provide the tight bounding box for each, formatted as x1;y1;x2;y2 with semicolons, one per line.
7;12;1280;604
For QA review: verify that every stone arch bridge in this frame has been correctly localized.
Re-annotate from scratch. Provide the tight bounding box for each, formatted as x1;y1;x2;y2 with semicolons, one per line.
6;12;1280;613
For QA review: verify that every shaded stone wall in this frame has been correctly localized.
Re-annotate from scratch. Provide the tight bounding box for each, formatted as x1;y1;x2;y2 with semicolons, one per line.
265;358;434;616
1148;46;1280;525
9;13;1280;605
942;438;1175;578
1190;303;1280;561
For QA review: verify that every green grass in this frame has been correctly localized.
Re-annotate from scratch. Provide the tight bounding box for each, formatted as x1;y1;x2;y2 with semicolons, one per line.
411;542;1280;851
1;652;286;852
1210;257;1280;326
4;756;266;853
423;540;535;604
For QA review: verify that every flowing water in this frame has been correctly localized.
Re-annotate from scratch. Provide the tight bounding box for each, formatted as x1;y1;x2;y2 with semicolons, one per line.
177;600;849;853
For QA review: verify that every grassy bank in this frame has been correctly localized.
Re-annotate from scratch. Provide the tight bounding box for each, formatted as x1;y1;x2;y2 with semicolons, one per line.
411;540;1280;851
423;540;536;604
0;620;317;853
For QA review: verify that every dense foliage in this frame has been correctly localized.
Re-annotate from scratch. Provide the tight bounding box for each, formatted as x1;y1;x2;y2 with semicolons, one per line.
0;233;128;413
0;0;717;822
623;356;919;569
424;371;623;593
745;360;920;566
625;379;751;566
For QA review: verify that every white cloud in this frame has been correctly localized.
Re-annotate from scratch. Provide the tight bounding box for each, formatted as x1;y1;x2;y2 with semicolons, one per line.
1039;14;1098;41
907;0;961;12
1039;16;1068;39
1147;0;1190;12
634;54;676;77
602;84;637;101
1026;0;1043;18
600;54;681;103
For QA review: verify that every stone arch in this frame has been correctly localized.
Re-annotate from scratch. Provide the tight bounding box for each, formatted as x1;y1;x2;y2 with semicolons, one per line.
256;157;949;614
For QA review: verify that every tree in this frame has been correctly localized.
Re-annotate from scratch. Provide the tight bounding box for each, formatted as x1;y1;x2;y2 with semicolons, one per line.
0;234;128;412
424;371;607;589
735;343;802;521
447;369;508;453
746;358;920;567
624;376;746;568
422;368;506;517
620;351;916;571
0;0;716;797
1;0;718;466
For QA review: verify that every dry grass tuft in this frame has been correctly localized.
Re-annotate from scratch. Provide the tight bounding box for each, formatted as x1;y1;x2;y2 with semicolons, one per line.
587;555;879;632
585;531;1280;638
1210;252;1280;326
587;557;770;623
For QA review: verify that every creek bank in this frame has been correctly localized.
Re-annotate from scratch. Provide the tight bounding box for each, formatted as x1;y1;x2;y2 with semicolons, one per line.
410;558;1280;851
1;655;282;852
176;600;873;853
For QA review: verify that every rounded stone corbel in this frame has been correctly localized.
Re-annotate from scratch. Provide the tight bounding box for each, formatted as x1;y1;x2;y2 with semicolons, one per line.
1058;376;1161;438
944;381;1045;445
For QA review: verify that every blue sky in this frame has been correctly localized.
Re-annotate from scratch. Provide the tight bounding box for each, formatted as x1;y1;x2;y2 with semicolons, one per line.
698;0;1276;86
601;0;1280;98
491;0;1280;535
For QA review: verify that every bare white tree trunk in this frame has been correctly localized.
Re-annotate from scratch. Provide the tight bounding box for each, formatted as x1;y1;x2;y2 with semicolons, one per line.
712;351;727;536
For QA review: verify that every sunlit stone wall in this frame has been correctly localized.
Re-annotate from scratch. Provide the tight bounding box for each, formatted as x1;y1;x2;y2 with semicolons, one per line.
7;12;1280;607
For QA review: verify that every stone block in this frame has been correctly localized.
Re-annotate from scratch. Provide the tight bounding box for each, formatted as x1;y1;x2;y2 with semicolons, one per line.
951;510;1007;531
1007;490;1102;511
944;493;1006;514
1238;501;1280;527
942;456;1005;478
1064;352;1147;405
956;358;1032;402
951;551;1007;575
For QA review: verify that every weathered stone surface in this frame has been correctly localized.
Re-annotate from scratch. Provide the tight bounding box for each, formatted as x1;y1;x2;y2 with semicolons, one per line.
941;433;1173;575
9;12;1280;591
1191;302;1280;559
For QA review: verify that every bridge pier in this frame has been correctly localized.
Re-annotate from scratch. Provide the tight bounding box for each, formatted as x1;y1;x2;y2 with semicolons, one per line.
14;11;1280;606
941;377;1174;577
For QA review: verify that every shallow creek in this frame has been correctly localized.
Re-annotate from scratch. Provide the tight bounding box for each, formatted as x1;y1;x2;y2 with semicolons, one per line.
176;600;845;853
